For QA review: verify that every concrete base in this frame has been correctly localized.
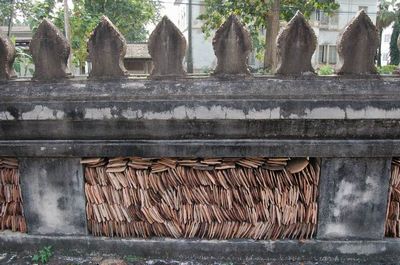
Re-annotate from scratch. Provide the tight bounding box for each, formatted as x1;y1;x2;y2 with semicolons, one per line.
0;233;399;264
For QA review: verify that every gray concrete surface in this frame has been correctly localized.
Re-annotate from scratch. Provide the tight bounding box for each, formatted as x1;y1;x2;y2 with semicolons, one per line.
318;158;391;240
1;233;400;264
19;158;86;235
0;77;399;157
0;77;399;263
1;139;400;158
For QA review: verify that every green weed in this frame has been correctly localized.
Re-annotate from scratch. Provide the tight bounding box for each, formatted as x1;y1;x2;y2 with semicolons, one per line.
32;246;53;264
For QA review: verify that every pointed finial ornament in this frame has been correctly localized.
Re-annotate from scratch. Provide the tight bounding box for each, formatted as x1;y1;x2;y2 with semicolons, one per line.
213;15;252;76
148;16;186;78
337;10;379;75
0;32;16;80
88;16;128;79
276;11;317;75
30;19;71;80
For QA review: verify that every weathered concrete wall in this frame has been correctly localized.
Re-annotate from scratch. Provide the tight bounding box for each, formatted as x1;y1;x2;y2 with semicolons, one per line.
19;158;86;235
0;77;399;264
318;158;391;240
0;77;399;157
1;78;400;121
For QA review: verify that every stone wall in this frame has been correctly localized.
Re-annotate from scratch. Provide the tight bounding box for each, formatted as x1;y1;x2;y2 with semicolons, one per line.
0;9;400;264
0;74;398;263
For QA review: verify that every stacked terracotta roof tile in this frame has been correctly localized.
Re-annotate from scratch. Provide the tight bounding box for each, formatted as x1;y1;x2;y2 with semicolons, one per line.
386;158;400;237
82;157;320;240
0;158;27;232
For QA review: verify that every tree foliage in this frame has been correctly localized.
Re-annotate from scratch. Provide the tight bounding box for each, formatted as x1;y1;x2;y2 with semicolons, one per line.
390;19;400;65
6;0;160;68
198;0;339;59
82;0;160;42
0;0;31;26
376;0;400;66
377;0;398;29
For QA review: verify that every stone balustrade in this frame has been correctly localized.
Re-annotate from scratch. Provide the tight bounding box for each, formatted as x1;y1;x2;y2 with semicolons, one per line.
0;10;384;80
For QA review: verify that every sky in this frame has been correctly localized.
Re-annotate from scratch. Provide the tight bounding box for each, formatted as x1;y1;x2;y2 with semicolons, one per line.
147;1;180;33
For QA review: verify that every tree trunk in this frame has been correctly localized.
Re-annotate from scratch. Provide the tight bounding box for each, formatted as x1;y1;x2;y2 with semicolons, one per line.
376;15;383;67
264;0;280;72
187;0;194;73
377;28;383;67
64;0;73;70
7;0;15;37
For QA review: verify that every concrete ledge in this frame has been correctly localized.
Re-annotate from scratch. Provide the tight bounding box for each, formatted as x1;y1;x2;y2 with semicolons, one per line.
0;233;399;264
1;120;400;140
1;77;400;158
1;139;400;157
1;78;400;122
1;77;400;102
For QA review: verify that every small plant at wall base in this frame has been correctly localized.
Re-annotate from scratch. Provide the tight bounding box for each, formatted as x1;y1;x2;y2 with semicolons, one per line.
318;65;334;76
125;255;141;263
32;246;53;264
377;65;398;75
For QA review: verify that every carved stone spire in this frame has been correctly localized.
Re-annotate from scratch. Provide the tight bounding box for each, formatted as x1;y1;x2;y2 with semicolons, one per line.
337;10;379;75
212;15;252;76
148;16;186;78
88;16;128;79
276;11;317;75
0;32;16;80
30;19;71;81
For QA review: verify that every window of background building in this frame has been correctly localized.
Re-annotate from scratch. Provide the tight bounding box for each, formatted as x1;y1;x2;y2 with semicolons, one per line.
199;2;206;15
248;52;256;66
316;10;338;27
319;45;337;64
384;34;391;43
315;9;321;21
317;11;329;25
328;46;337;64
329;12;339;26
382;53;389;62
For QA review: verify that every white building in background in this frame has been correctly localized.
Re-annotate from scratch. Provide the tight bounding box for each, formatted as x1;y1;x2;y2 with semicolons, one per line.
381;24;394;66
171;0;379;71
174;0;216;72
172;0;263;72
310;0;378;66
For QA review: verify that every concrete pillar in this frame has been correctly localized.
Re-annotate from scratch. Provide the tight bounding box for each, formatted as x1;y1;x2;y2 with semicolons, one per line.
19;158;86;235
317;158;391;240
